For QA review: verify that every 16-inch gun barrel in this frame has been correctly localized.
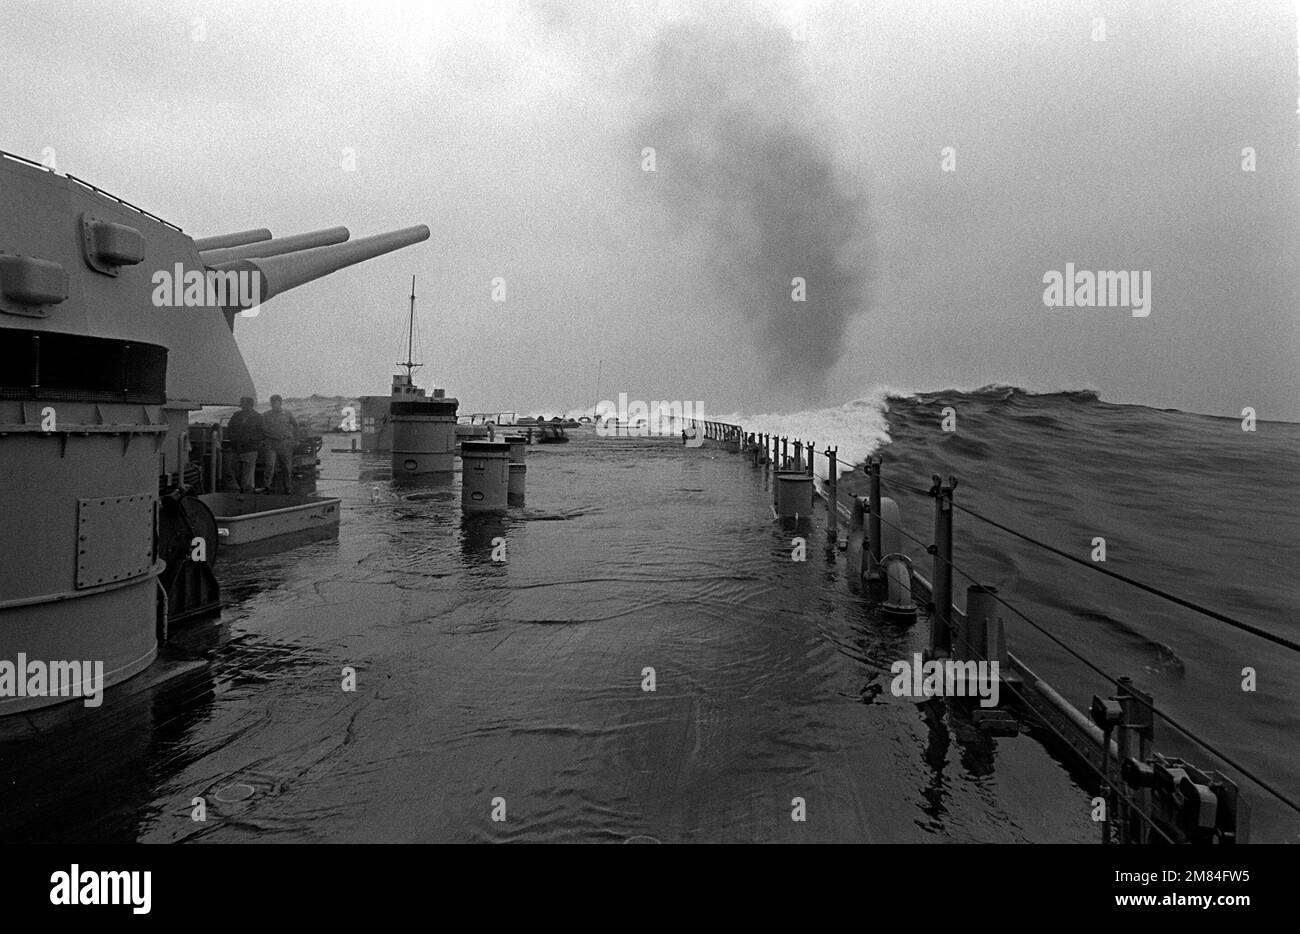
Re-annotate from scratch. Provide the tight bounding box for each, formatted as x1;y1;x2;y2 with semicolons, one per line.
199;226;350;266
192;227;272;252
212;225;431;311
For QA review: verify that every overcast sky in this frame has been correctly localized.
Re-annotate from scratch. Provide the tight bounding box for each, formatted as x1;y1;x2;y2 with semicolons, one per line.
4;0;1297;419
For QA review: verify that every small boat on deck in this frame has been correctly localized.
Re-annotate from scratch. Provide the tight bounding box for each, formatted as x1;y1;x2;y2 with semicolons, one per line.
198;492;341;550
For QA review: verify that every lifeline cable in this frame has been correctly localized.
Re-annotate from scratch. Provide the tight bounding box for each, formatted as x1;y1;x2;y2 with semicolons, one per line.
735;440;1295;813
876;476;1300;654
866;502;1300;818
988;678;1177;843
819;473;1178;838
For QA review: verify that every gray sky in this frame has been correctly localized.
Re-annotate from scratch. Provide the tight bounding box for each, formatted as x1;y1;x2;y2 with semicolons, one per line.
5;0;1297;419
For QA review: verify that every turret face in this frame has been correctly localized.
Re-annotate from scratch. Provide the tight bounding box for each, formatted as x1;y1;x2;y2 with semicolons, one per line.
0;152;255;405
0;150;431;406
0;149;432;717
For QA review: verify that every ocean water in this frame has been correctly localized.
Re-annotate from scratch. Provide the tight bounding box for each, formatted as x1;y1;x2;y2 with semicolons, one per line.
0;388;1292;842
742;386;1300;841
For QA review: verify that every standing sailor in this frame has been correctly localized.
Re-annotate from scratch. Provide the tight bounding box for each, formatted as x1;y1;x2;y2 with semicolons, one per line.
261;394;299;494
227;397;265;493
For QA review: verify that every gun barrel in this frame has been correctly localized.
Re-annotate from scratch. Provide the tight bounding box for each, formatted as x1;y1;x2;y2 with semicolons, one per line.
200;226;350;266
192;228;272;252
214;224;430;309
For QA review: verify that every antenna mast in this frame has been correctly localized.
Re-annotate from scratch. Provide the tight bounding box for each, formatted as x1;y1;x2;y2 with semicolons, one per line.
398;274;422;384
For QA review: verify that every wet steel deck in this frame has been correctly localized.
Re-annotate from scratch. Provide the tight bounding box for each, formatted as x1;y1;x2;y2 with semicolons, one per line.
0;432;1092;843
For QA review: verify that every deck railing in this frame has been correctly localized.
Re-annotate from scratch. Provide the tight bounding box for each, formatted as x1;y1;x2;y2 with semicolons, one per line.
667;425;1295;844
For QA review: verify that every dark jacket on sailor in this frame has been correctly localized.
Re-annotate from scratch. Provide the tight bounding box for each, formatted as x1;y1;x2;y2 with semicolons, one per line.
226;409;265;453
262;409;298;444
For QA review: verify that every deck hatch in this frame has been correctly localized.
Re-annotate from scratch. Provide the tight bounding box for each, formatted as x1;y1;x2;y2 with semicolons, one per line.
76;494;156;589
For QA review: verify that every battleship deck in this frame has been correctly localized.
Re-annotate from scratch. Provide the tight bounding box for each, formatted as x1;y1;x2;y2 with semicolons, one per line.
0;433;1093;842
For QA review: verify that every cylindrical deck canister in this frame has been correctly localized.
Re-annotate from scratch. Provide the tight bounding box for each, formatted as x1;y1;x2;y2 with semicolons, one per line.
775;472;814;519
461;440;511;514
504;435;527;505
390;398;458;480
508;463;526;506
0;399;165;714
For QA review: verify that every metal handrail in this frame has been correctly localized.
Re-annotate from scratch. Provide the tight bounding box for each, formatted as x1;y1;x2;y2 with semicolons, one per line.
1;149;183;232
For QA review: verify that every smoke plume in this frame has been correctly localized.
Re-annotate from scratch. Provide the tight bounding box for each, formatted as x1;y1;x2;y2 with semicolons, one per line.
635;7;874;403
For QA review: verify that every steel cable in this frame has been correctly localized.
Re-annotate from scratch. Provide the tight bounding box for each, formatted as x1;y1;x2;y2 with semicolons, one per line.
876;476;1300;654
864;496;1300;817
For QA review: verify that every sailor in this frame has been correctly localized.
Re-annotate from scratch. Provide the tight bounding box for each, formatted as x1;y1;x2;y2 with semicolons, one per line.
226;397;265;493
261;394;299;494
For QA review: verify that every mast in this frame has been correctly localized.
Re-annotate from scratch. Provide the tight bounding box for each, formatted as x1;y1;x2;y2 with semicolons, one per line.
593;358;602;418
398;274;422;385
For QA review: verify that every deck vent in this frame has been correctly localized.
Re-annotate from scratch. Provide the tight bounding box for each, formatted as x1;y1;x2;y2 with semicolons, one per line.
0;253;69;318
81;214;145;275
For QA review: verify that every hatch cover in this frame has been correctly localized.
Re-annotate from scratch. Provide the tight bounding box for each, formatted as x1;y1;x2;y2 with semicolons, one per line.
76;494;155;589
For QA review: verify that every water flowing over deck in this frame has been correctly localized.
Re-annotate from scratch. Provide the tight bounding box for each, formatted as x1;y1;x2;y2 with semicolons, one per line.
0;432;1091;843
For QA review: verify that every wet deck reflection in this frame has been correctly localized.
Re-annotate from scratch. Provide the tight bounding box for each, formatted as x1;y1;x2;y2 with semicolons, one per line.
0;433;1091;843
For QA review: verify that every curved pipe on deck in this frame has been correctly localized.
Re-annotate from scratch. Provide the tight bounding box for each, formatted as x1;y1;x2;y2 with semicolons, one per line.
846;495;902;589
879;554;917;622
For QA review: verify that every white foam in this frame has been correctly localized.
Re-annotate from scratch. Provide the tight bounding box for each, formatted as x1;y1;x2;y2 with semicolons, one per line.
718;385;910;480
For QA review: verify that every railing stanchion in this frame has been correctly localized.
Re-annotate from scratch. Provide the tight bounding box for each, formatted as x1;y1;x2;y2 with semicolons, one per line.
867;455;882;581
826;447;838;539
930;475;956;658
1115;677;1155;844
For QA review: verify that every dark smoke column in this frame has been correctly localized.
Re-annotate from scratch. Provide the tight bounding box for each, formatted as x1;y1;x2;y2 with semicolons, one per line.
635;8;875;406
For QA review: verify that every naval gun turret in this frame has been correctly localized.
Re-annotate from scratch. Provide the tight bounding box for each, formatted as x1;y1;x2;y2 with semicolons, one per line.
0;150;429;713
